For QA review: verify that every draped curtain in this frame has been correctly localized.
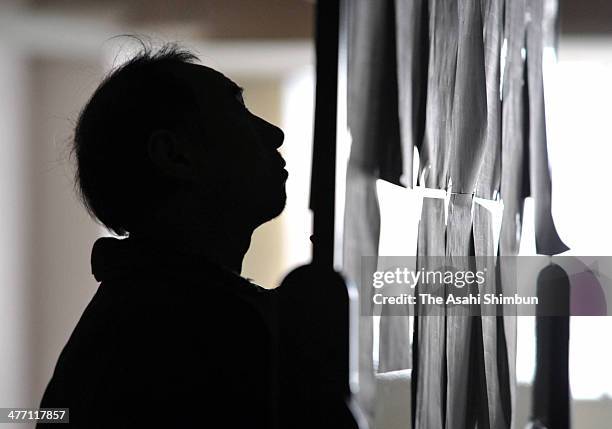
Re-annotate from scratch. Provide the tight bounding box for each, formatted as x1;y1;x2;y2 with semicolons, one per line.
343;0;567;427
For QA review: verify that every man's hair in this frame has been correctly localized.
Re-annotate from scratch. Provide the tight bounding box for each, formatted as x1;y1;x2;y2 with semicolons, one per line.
73;42;200;236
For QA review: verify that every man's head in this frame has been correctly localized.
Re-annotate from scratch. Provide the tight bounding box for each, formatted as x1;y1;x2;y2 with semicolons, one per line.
74;43;287;236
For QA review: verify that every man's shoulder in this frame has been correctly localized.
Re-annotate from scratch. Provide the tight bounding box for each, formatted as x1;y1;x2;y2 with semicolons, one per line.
51;271;272;371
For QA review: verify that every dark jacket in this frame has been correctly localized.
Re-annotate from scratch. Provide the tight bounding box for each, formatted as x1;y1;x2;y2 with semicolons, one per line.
39;236;278;428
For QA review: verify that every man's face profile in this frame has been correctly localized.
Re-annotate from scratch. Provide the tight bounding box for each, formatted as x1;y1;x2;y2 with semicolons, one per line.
151;63;288;228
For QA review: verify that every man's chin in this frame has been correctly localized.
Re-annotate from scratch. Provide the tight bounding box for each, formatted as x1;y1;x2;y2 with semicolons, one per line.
258;191;287;224
269;193;287;220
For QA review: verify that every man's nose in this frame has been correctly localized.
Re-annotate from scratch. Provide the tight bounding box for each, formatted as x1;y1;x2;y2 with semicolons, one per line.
255;115;284;149
269;123;285;149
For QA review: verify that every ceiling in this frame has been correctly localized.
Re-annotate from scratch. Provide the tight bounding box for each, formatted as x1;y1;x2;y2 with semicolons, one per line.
28;0;314;40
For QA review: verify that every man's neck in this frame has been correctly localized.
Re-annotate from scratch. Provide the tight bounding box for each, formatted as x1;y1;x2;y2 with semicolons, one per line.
133;202;254;275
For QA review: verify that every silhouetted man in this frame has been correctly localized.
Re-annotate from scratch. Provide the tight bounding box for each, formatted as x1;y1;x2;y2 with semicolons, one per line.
38;44;289;428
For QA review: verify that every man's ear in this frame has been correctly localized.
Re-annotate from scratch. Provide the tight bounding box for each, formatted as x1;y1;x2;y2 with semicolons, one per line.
147;130;193;181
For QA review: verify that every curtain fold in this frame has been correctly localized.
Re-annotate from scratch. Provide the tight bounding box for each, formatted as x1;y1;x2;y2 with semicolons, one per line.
413;197;447;428
525;0;568;256
498;1;528;425
343;164;380;423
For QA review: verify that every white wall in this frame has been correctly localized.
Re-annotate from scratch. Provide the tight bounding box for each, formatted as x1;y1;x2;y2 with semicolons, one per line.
0;43;32;414
27;57;105;404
